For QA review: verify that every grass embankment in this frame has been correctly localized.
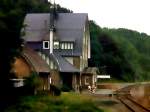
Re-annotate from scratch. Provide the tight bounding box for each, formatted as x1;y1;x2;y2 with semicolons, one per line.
5;92;104;112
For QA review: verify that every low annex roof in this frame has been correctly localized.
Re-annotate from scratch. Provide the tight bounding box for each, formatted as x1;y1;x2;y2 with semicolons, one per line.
53;54;80;73
22;46;50;73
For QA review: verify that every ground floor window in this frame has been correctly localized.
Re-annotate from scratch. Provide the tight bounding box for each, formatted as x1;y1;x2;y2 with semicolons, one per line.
85;76;90;85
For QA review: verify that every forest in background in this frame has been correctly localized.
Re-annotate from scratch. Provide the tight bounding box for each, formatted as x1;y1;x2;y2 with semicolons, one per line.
89;21;150;81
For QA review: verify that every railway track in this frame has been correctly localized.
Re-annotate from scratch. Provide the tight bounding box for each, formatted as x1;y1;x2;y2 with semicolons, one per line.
118;96;149;112
116;85;150;112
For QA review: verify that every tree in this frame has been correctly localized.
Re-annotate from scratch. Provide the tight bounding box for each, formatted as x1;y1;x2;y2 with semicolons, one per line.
0;0;24;93
89;21;150;81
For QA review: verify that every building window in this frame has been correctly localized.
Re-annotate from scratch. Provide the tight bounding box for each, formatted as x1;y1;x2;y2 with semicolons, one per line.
85;76;90;85
43;41;49;49
60;42;74;50
49;60;58;70
50;61;54;69
64;43;67;49
46;57;50;65
61;43;65;49
53;41;59;49
70;43;73;49
38;51;42;56
68;43;71;49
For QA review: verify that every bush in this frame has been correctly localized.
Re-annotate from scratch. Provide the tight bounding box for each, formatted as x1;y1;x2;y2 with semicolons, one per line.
61;84;71;92
4;93;104;112
24;72;41;95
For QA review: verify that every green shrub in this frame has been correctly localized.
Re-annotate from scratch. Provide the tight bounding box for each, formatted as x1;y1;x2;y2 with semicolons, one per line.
61;84;71;92
24;72;41;95
4;93;104;112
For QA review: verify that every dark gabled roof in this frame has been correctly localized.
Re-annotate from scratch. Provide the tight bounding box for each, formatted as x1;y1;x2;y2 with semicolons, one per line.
22;46;50;73
55;13;87;29
22;46;79;73
52;54;80;73
22;13;87;42
43;51;80;73
23;14;49;41
22;13;89;73
22;13;88;56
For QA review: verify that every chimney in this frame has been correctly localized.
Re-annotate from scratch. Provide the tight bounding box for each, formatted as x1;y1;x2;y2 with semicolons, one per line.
48;0;58;54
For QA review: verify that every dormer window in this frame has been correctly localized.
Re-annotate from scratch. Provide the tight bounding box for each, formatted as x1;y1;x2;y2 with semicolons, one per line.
61;43;65;49
53;41;59;49
64;43;68;49
60;42;74;50
43;41;49;49
68;43;71;49
70;43;73;49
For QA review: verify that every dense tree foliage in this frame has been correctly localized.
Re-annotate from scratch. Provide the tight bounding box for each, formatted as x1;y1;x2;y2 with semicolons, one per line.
0;0;25;96
89;21;150;81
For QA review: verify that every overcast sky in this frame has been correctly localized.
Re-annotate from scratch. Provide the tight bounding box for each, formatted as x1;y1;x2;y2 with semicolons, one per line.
54;0;150;35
